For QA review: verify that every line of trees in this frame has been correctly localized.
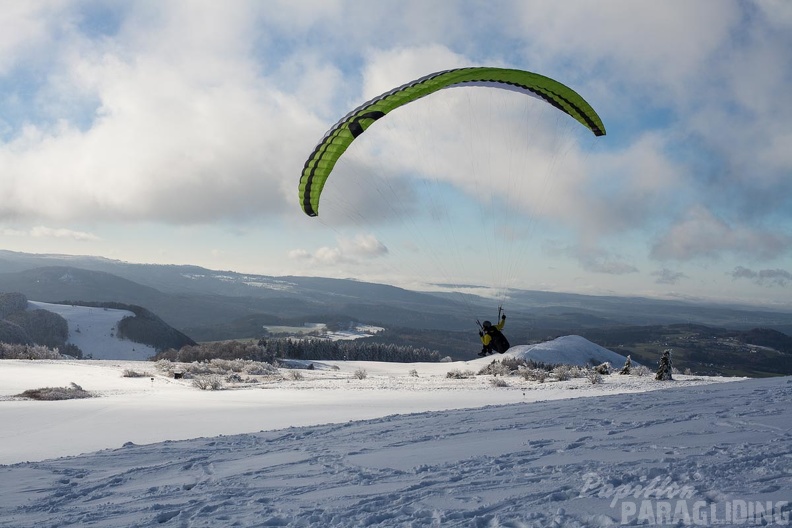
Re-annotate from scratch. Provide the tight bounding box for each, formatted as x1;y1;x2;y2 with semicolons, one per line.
264;338;443;362
6;309;68;348
0;292;28;319
0;292;76;352
0;342;67;360
154;337;443;364
155;340;276;363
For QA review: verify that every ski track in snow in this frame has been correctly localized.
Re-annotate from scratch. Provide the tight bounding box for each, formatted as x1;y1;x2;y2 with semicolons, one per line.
1;377;791;527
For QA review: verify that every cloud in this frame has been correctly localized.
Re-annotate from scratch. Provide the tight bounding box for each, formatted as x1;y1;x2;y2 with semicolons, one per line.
652;268;687;285
564;132;685;238
287;248;311;260
580;255;638;276
545;241;638;275
511;2;792;239
651;206;792;261
0;4;59;74
1;0;790;307
339;234;388;258
2;3;788;227
0;3;322;225
731;266;792;287
290;233;388;267
1;225;100;241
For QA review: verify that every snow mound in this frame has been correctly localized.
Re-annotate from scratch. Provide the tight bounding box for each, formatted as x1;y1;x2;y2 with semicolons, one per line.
509;335;634;367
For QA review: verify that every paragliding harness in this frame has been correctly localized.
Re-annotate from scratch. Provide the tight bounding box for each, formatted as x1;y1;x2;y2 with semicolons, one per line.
477;306;510;356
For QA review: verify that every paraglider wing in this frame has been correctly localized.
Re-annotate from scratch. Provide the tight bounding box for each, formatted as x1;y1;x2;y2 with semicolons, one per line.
299;67;606;217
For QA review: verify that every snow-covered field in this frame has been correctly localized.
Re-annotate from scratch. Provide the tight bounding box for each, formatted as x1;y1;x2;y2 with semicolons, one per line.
27;301;157;361
2;351;790;527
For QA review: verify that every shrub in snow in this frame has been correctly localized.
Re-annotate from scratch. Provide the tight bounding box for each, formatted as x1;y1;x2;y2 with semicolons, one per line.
409;369;419;377
446;369;476;379
478;360;511;377
192;375;224;390
156;340;276;364
187;362;215;375
520;368;548;383
500;356;530;371
587;370;604;385
242;361;278;375
155;358;277;379
211;359;243;372
288;370;304;381
122;369;153;378
154;359;175;374
490;377;509;387
0;343;63;360
594;362;612;375
479;357;540;377
619;355;632;375
18;382;92;400
353;368;368;380
656;349;674;381
553;365;573;381
632;365;651;377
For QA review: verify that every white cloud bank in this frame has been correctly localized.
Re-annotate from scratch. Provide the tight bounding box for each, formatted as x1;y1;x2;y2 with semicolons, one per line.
0;1;790;303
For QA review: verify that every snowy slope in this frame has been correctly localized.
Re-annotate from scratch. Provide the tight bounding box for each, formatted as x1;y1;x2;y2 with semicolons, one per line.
0;364;788;527
0;355;711;464
3;327;789;527
512;335;639;367
28;301;157;360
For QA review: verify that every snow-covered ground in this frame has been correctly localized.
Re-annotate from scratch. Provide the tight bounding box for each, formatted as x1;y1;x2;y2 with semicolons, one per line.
513;335;641;367
1;304;789;526
27;301;157;360
2;351;789;527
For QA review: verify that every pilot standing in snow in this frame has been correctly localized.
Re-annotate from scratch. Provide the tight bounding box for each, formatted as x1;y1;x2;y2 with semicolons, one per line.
478;314;509;356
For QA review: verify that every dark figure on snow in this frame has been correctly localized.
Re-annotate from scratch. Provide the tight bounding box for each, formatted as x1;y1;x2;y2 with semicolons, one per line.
478;314;510;356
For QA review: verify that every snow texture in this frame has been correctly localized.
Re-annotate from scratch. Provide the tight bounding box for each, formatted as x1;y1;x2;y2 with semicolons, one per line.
1;354;790;527
1;304;789;526
511;335;640;367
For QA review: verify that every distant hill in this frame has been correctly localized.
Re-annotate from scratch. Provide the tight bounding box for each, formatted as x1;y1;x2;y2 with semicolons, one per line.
0;292;73;351
45;301;197;354
0;250;791;374
578;324;792;377
1;250;791;333
27;301;194;360
27;301;157;360
0;259;478;333
0;291;195;359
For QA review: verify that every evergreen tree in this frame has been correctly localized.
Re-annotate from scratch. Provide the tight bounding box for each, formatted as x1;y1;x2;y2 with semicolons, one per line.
655;349;674;381
619;355;632;375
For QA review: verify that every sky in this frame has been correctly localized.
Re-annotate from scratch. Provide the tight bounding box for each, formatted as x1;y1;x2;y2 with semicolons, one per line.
0;1;791;309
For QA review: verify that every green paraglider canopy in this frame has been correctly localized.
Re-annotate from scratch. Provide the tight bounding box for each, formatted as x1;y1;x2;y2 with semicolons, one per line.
298;67;605;217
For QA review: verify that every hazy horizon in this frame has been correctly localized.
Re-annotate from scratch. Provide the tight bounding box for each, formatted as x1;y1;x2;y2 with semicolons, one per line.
3;247;792;313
